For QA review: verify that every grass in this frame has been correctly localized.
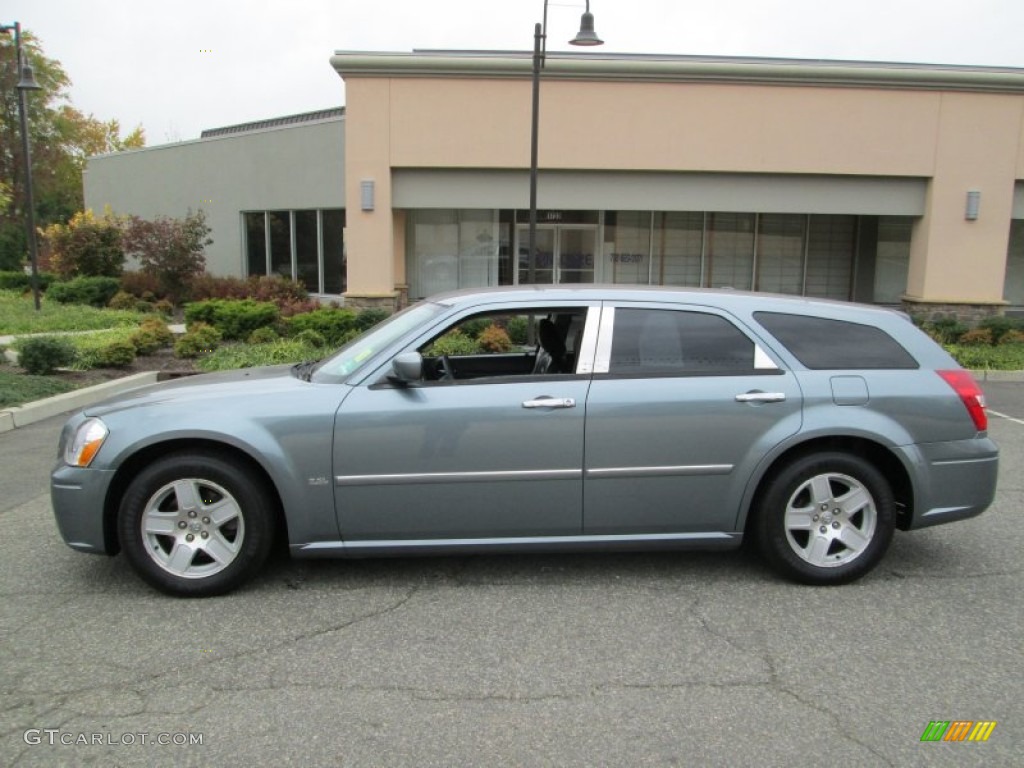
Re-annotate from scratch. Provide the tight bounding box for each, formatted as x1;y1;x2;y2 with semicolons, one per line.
197;339;331;372
0;290;146;335
0;368;79;408
946;343;1024;371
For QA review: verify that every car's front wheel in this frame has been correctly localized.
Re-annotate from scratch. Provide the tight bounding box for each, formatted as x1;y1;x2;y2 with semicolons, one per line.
755;452;895;585
118;451;274;597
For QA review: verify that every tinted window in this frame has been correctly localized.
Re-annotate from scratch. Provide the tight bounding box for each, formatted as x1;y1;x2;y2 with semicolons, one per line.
755;312;918;370
609;309;755;374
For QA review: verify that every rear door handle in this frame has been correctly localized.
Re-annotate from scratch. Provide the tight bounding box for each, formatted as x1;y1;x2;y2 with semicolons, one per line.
735;392;787;403
522;397;576;409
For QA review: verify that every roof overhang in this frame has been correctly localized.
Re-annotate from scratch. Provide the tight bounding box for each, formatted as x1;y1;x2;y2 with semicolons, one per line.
331;50;1024;93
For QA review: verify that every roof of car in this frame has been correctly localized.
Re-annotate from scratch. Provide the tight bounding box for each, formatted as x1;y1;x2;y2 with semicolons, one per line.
428;285;908;322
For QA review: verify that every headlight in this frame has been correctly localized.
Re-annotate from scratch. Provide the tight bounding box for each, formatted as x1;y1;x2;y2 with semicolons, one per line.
65;418;108;467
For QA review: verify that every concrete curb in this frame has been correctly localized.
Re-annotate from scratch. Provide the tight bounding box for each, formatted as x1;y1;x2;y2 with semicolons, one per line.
0;372;159;433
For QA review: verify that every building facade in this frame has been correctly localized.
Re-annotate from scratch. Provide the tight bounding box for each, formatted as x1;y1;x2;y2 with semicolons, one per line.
85;52;1024;317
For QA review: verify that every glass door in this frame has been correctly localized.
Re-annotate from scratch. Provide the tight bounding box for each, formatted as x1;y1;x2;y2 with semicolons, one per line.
516;224;598;285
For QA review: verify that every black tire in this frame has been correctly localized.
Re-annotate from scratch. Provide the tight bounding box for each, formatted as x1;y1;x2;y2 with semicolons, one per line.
755;452;895;585
118;451;275;597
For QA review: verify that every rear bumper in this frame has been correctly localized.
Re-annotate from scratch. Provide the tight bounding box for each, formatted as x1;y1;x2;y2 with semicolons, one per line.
51;463;116;555
899;437;999;530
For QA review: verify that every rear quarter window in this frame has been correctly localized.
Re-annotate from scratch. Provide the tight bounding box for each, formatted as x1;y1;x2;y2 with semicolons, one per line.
754;312;919;370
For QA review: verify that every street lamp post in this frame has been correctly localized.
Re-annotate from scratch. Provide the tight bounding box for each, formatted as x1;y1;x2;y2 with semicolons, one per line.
1;21;43;310
527;0;602;285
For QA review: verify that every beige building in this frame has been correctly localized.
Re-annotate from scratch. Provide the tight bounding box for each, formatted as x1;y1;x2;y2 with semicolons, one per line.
87;52;1024;317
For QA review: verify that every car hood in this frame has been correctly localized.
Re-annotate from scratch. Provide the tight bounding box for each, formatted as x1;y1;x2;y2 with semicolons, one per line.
83;364;306;417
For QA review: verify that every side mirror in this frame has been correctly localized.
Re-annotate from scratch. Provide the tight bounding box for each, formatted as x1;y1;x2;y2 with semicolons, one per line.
389;351;424;385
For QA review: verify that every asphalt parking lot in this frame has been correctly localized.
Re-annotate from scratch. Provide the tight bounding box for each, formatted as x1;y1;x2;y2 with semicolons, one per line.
1;383;1021;767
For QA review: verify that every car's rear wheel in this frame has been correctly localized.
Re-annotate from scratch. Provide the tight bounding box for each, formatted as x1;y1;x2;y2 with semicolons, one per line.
118;452;274;597
756;452;895;585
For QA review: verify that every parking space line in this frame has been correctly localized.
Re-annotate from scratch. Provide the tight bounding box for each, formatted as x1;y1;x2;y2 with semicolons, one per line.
989;409;1024;426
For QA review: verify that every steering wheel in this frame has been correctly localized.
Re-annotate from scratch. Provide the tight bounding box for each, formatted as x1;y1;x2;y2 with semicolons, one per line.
438;354;455;381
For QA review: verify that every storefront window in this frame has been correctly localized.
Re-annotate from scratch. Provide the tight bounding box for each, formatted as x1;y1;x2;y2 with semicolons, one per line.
706;213;755;290
407;209;501;299
604;211;651;284
756;214;805;295
873;217;912;304
1005;220;1024;308
653;212;703;287
243;209;346;294
806;215;856;300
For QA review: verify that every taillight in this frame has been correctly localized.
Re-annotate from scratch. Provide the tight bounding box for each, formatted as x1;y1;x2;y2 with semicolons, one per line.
937;369;988;432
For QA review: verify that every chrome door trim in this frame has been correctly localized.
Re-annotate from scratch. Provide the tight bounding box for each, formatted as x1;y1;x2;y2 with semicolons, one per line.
575;305;602;374
586;464;734;478
299;530;737;553
335;469;581;487
593;305;615;374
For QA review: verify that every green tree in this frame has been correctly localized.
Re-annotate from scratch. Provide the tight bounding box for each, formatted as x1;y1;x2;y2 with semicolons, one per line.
0;28;144;269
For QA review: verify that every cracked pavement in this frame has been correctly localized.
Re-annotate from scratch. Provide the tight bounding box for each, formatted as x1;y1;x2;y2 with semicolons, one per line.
1;383;1022;766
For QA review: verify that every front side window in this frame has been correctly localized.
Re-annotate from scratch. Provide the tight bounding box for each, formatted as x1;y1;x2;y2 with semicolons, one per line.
416;308;591;383
608;309;758;375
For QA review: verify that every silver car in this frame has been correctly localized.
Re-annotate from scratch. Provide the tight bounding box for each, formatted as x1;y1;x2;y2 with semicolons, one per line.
52;287;998;596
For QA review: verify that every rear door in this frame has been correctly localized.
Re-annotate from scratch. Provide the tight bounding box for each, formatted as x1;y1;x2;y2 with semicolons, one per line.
583;303;803;534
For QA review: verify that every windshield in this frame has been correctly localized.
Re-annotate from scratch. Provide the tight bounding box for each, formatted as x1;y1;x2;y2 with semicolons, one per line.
311;301;446;383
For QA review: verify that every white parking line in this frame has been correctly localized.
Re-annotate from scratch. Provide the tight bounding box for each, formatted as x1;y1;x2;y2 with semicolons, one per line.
989;409;1024;426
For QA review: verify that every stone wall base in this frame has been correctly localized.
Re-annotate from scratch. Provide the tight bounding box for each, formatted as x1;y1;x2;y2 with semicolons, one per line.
342;293;399;313
901;299;1006;326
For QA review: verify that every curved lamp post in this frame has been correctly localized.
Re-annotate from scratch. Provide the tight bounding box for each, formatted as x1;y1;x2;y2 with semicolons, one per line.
1;22;43;310
527;1;603;284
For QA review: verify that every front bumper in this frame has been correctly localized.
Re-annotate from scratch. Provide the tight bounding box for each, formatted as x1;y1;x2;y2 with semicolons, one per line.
899;437;999;530
51;463;117;554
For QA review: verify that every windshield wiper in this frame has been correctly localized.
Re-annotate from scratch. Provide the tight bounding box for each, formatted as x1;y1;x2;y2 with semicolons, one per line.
292;359;320;382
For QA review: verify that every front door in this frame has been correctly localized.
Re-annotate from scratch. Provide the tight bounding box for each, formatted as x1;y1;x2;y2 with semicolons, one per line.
331;302;599;543
516;224;598;285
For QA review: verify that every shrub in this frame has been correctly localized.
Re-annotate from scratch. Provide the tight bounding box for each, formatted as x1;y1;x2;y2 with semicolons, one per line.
48;276;121;307
129;323;172;355
119;271;164;299
286;307;358;346
957;328;994;346
923;317;968;345
197;338;324;372
425;330;481;356
122;210;212;303
248;326;280;344
0;271;57;292
459;318;491;339
108;291;139;310
293;329;326;348
174;323;222;358
17;336;77;375
979;315;1024;344
153;299;174;316
947;343;1024;370
184;299;279;340
506;316;529;345
999;329;1024;346
93;339;137;368
478;324;512;352
355;308;390;331
41;209;125;278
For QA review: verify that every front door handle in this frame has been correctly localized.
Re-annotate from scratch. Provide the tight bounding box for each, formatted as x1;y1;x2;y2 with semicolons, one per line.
522;397;576;409
735;392;787;403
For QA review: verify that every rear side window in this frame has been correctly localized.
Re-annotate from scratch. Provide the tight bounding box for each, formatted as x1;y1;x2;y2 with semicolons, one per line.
610;309;756;374
755;312;918;370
